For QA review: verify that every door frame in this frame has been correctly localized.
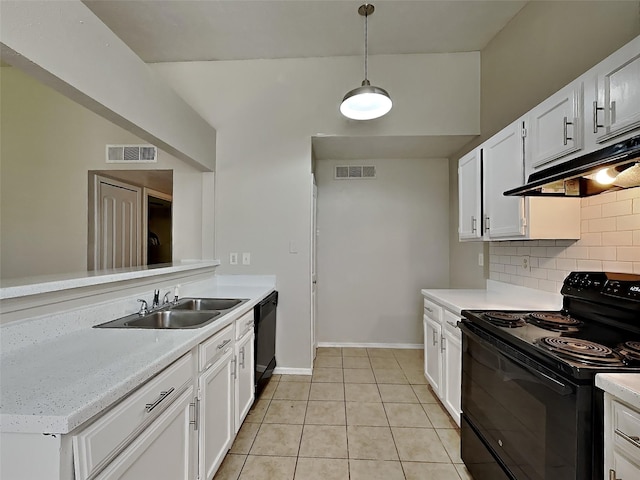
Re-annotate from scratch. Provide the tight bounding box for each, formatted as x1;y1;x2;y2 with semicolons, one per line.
310;176;318;361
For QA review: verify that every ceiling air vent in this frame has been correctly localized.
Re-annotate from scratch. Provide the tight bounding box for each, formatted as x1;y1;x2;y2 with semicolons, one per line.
334;165;376;180
107;145;158;163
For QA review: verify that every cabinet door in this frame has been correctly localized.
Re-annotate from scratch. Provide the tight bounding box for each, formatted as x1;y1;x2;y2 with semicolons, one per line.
483;120;526;239
235;330;256;432
442;313;462;427
527;81;583;173
458;148;482;240
95;387;195;480
424;315;443;398
594;37;640;144
199;350;234;480
610;448;640;480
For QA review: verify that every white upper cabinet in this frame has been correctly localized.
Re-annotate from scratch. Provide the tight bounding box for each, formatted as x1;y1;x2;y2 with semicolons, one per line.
526;81;583;176
591;35;640;145
483;119;527;239
458;148;482;241
458;119;581;242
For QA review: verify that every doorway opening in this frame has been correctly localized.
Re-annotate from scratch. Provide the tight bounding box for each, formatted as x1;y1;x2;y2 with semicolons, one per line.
88;170;173;270
144;189;172;265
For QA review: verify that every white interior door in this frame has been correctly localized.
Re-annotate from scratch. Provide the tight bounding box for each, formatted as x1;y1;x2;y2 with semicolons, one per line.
91;175;142;270
311;179;318;360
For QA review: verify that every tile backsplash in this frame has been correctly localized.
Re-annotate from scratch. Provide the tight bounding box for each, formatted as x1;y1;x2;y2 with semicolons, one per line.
489;187;640;293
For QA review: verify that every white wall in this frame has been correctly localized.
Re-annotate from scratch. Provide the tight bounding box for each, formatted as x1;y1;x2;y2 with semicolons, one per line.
316;158;449;345
448;1;640;289
154;52;480;368
0;0;217;171
0;67;206;279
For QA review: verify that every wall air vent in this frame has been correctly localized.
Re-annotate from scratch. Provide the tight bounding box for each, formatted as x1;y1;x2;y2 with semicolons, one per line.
106;145;158;163
334;165;376;179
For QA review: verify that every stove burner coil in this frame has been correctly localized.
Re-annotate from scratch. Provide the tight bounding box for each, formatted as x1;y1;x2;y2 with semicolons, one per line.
536;337;623;365
621;341;640;353
617;341;640;366
527;312;582;332
483;312;525;328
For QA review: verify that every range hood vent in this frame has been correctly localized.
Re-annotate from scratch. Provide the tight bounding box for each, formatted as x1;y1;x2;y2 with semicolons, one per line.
504;134;640;197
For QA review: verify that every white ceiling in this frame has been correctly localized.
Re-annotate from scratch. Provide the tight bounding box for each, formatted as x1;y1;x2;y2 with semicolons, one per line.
83;0;527;63
82;0;528;160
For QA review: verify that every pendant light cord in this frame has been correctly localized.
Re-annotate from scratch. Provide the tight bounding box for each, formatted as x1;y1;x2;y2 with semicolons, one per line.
364;7;368;81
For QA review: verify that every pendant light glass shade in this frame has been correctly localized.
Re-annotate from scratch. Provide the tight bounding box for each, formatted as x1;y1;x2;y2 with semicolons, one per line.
340;4;392;121
340;80;392;120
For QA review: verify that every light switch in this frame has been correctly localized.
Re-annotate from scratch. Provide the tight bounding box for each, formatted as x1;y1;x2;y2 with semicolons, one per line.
242;252;251;265
230;252;238;265
289;241;298;254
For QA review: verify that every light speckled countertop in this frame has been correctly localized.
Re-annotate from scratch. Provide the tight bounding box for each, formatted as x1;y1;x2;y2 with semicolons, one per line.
596;373;640;409
421;280;563;314
0;280;274;434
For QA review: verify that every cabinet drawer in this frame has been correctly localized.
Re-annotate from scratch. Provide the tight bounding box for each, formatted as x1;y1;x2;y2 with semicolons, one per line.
200;324;234;371
73;352;194;480
235;311;254;341
613;399;640;456
443;310;462;340
423;298;442;323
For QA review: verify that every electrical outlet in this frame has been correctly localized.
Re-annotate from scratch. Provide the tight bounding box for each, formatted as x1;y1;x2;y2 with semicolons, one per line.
478;253;484;267
522;255;530;271
230;252;238;265
242;252;251;265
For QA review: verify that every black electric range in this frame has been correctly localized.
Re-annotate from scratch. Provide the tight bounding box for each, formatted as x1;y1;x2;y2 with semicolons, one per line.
459;272;640;480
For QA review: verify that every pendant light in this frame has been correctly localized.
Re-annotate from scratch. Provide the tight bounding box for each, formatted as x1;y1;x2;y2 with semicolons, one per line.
340;3;392;120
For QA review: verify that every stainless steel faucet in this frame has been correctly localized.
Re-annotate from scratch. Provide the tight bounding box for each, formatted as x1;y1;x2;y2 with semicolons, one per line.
137;299;149;316
152;289;160;309
163;291;172;305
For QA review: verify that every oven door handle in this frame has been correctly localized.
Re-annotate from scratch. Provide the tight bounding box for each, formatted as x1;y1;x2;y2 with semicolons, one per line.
519;363;574;395
461;322;575;396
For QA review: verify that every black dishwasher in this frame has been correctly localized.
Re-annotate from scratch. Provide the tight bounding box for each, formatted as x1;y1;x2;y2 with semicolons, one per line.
254;291;277;395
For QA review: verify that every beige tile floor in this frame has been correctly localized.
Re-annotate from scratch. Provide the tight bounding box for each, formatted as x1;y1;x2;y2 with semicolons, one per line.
213;347;474;480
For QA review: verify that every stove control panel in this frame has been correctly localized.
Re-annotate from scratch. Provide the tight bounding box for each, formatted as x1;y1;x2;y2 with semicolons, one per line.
563;272;640;302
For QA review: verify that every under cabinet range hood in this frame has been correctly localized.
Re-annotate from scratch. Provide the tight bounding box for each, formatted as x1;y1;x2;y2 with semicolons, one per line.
504;134;640;197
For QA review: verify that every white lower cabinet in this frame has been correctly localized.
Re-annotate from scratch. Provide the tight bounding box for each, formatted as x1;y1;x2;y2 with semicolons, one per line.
235;328;256;432
95;387;196;480
604;393;640;480
441;311;462;427
198;348;234;480
423;298;461;427
424;314;443;394
1;302;265;480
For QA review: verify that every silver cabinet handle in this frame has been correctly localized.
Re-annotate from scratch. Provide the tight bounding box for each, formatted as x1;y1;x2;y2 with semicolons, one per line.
145;387;175;413
425;307;433;313
615;428;640;449
609;469;620;480
485;216;490;231
471;216;477;233
432;330;437;346
446;320;459;329
217;339;231;350
593;101;604;133
611;100;616;125
189;397;200;430
240;346;246;368
231;358;237;379
563;116;573;145
440;335;446;353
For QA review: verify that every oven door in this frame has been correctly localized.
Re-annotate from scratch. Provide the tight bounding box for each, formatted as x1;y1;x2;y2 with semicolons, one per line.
460;321;592;480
